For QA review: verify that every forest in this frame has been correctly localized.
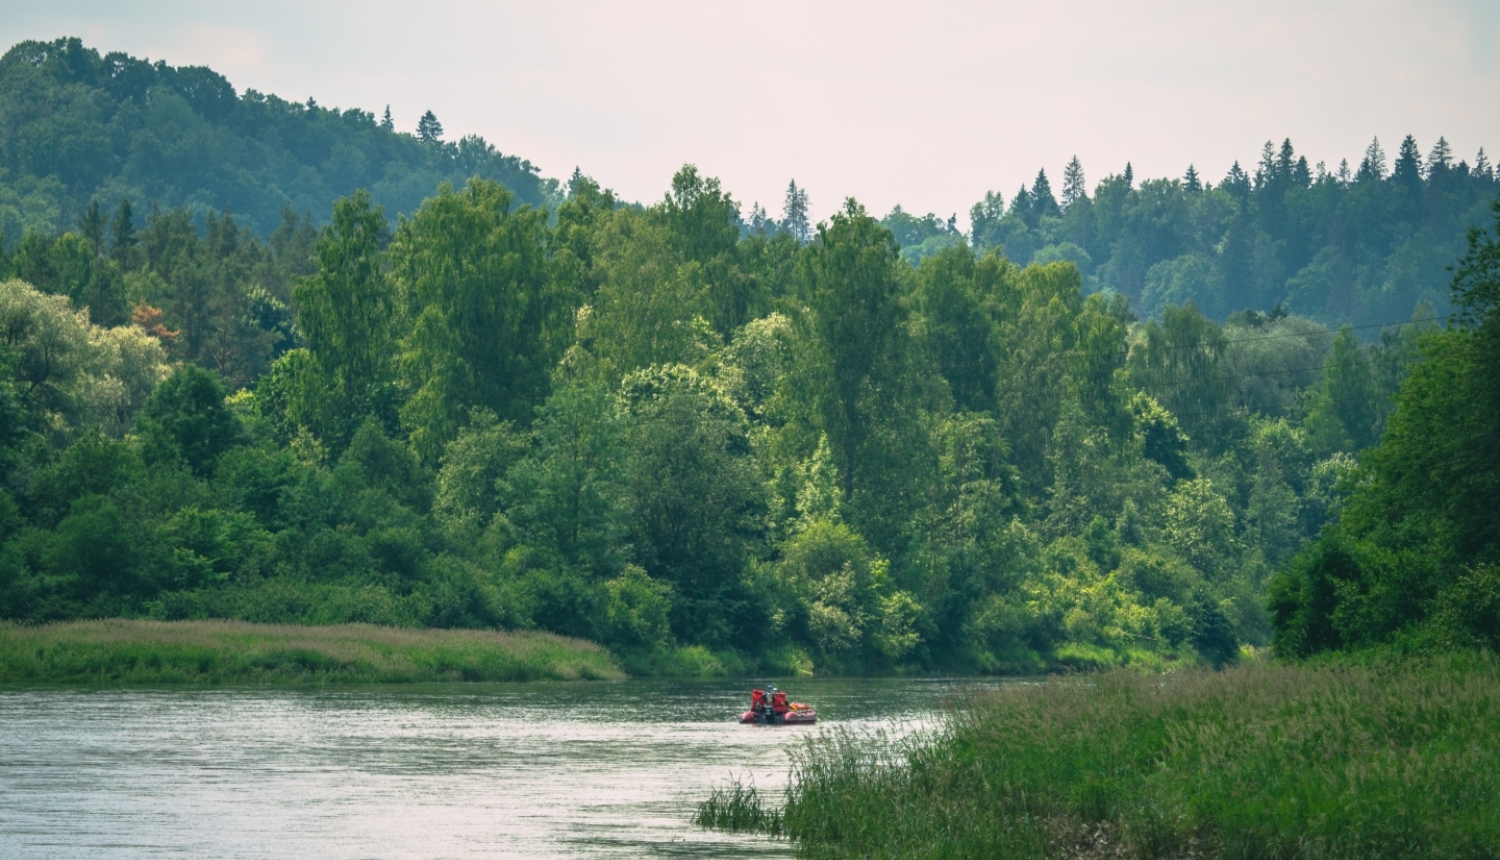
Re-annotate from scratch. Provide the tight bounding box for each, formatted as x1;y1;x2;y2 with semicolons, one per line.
0;37;555;240
0;37;1495;675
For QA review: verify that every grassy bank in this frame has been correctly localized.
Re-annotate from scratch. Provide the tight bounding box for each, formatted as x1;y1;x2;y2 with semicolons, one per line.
0;619;626;684
698;657;1500;859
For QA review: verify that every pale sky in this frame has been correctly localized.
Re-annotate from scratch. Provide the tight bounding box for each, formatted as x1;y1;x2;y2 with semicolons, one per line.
5;1;1498;226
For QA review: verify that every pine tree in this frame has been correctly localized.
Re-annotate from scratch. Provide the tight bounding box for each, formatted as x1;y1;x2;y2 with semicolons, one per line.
1123;162;1134;188
110;199;136;263
1031;169;1060;219
79;200;103;255
1061;156;1087;208
381;105;394;131
1357;137;1387;181
1183;164;1202;193
416;110;444;143
781;180;811;243
1337;159;1352;183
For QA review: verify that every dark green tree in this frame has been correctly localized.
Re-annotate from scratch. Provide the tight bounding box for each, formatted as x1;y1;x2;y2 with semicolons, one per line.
416;110;443;143
136;365;243;477
290;190;396;445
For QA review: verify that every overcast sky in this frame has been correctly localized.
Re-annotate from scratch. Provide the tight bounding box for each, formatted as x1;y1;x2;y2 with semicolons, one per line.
6;1;1498;226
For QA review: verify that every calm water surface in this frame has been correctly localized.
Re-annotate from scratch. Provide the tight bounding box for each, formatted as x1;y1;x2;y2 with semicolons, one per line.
0;677;997;858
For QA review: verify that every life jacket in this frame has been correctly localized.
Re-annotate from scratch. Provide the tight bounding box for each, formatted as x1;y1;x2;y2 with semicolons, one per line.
751;689;766;708
771;691;789;713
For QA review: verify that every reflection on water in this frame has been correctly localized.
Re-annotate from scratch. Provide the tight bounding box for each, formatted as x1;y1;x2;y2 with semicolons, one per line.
0;677;1000;858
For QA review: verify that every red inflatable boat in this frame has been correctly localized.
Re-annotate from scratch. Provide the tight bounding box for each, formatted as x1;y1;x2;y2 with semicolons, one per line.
739;686;817;725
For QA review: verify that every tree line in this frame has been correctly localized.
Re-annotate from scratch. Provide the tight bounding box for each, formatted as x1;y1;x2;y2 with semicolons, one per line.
0;37;554;241
883;138;1496;328
2;154;1481;672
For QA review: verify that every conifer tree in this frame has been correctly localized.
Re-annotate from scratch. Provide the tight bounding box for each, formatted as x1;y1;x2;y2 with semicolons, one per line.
416;110;443;143
1277;139;1296;178
781;180;811;243
1010;184;1034;226
1061;156;1087;208
78;200;103;255
381;105;394;131
1392;135;1423;186
1256;141;1278;188
109;199;136;264
1357;137;1387;180
1293;156;1311;188
1222;162;1251;201
1476;148;1494;181
1428;137;1453;175
1030;169;1060;220
1183;164;1202;193
1123;162;1134;188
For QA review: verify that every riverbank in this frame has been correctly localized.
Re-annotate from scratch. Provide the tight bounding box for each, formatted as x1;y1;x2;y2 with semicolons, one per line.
0;620;626;684
698;656;1500;859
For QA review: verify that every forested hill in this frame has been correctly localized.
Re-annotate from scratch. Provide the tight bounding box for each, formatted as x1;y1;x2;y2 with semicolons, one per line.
0;37;555;239
882;141;1498;327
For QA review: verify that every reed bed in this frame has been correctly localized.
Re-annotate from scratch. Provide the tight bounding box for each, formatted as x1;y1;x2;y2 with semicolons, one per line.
699;658;1500;859
0;619;625;684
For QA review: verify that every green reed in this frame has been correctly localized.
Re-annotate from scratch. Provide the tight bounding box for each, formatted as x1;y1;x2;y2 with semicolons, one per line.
0;619;626;684
700;657;1500;859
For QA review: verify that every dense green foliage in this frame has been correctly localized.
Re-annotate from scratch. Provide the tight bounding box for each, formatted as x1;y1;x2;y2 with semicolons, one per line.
0;163;1437;674
888;139;1498;326
0;37;554;240
0;38;1490;676
1269;201;1500;657
0;619;622;683
699;658;1500;858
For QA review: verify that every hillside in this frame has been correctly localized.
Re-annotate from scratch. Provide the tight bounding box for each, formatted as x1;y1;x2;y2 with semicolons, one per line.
0;37;556;240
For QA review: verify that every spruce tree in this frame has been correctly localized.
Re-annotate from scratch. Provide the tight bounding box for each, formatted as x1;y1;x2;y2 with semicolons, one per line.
1123;162;1134;188
781;180;811;243
1428;137;1453;175
1061;156;1087;208
381;105;394;131
1222;162;1250;201
1010;184;1034;227
110;199;136;264
79;200;103;255
1030;169;1060;219
1183;164;1202;193
1392;135;1423;187
1357;137;1387;181
1476;148;1494;181
1277;139;1296;178
1293;156;1311;188
416;110;443;143
1256;140;1278;188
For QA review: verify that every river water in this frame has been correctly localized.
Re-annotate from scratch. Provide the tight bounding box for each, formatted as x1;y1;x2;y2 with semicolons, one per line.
0;677;993;859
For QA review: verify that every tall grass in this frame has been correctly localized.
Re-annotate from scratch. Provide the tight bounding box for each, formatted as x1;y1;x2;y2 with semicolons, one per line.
700;658;1500;859
0;619;625;684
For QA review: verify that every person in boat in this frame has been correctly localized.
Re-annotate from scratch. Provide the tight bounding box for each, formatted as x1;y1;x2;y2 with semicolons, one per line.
750;685;791;724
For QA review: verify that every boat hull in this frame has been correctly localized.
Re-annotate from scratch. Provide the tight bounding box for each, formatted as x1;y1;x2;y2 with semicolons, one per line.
739;709;817;725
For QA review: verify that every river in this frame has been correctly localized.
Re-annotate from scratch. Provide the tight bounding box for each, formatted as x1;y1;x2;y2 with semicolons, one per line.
0;677;995;858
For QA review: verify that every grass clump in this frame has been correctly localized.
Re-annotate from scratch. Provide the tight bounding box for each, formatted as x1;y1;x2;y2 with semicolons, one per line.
701;658;1500;858
0;619;625;684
